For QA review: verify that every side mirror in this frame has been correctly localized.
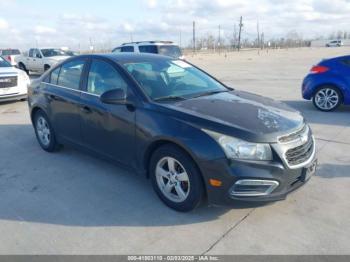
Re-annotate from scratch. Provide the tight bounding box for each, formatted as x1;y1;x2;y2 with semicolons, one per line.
36;54;42;59
100;89;128;105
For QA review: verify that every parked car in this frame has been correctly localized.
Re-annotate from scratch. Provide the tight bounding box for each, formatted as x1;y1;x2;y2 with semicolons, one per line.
15;48;71;75
325;40;343;47
112;41;185;59
28;54;317;212
0;49;21;66
302;55;350;111
0;56;30;102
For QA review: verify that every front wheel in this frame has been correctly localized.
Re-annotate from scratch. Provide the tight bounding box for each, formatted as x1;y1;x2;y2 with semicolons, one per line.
34;110;60;152
150;145;204;212
313;86;342;112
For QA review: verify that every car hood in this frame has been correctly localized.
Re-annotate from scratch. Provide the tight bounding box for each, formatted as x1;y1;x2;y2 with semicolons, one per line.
0;67;18;75
160;90;305;143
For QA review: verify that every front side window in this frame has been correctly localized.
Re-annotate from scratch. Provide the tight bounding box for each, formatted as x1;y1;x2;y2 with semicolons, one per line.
112;48;121;53
57;59;85;90
123;60;227;100
87;60;128;95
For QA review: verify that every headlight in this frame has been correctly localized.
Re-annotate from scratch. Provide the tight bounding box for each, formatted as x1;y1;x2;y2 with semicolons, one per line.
203;129;273;161
18;70;30;84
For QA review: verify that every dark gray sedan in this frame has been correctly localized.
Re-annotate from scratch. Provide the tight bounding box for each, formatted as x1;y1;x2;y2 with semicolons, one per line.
28;53;317;212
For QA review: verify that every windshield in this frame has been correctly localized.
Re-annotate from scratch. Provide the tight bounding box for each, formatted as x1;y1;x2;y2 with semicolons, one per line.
41;49;70;57
0;57;11;67
158;45;182;58
123;60;228;101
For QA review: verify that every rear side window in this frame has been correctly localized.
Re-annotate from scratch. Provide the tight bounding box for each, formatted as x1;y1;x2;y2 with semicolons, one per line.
57;59;85;90
29;49;34;57
87;59;128;95
139;45;158;54
121;46;134;52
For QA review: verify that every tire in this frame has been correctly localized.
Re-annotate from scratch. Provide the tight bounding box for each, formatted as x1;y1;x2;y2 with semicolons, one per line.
149;144;204;212
18;63;29;75
312;86;342;112
33;110;61;152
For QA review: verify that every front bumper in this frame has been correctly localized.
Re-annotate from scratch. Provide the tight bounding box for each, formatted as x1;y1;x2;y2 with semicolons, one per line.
199;155;317;206
0;92;27;102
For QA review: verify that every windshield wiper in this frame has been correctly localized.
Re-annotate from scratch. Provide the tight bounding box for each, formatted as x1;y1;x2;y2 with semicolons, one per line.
153;95;187;102
192;90;229;99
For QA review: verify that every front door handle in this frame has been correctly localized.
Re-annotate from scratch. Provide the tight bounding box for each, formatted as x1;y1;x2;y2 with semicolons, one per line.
81;106;92;114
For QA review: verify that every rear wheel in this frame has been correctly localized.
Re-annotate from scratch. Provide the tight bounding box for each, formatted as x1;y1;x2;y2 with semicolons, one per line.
313;86;342;112
34;110;60;152
149;145;204;212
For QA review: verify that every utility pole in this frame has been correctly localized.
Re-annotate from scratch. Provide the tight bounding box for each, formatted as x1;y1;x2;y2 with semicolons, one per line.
238;16;243;51
218;25;221;53
193;21;196;53
179;28;182;48
257;19;260;48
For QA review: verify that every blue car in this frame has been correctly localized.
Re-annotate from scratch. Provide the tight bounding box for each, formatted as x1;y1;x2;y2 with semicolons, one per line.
302;55;350;111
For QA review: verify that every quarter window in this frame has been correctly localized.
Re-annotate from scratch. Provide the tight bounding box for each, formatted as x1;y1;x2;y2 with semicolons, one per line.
87;60;128;95
57;59;85;90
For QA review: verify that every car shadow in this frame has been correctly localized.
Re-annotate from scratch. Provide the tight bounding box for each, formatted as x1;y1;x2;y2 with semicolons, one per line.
316;163;350;179
282;100;350;127
0;124;269;227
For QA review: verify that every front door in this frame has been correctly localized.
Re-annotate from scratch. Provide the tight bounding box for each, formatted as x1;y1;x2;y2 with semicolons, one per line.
80;58;136;165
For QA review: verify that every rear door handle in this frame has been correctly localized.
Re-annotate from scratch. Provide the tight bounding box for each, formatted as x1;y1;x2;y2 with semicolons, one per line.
81;106;92;114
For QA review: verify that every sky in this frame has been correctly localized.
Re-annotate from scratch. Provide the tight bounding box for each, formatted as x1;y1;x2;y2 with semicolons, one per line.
0;0;350;51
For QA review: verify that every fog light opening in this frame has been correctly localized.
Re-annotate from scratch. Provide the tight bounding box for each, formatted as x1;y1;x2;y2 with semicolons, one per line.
230;180;279;197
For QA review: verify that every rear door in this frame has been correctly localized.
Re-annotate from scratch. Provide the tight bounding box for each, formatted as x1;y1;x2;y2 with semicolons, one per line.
79;58;136;164
45;58;87;144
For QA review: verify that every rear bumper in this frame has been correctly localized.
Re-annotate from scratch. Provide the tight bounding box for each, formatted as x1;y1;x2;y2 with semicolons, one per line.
199;155;316;206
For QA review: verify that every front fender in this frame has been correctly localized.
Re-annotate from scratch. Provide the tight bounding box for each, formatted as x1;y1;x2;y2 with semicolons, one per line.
135;107;225;175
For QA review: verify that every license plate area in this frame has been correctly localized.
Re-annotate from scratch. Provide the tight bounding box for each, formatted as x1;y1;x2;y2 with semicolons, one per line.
302;159;317;182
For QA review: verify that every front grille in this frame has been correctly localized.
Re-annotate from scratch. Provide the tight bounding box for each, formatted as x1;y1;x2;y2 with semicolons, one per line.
278;125;308;143
0;76;17;88
285;136;314;166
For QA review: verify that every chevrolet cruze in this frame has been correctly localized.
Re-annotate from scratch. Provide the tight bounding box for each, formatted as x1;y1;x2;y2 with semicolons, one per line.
28;54;317;212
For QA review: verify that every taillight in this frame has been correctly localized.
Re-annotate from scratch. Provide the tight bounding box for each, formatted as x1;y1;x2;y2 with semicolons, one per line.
7;56;12;62
310;65;329;74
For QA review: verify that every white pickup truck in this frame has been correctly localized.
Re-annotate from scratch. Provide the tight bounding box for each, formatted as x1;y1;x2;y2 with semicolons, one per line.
15;48;71;74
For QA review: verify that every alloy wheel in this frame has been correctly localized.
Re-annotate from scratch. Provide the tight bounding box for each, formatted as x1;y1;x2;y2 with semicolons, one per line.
36;116;51;146
314;88;340;111
155;157;190;203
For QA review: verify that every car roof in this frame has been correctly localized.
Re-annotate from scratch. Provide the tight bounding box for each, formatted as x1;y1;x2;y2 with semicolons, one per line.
78;53;175;63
